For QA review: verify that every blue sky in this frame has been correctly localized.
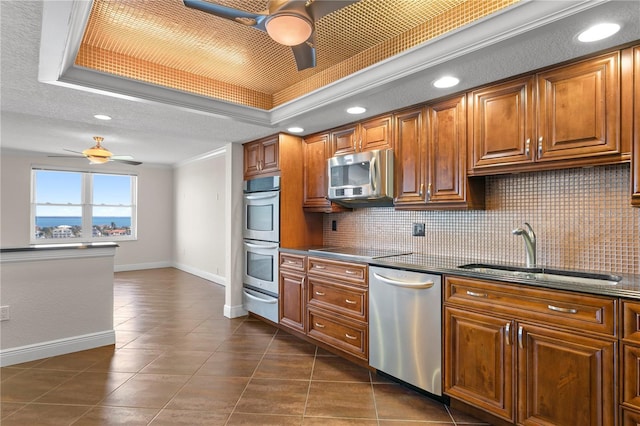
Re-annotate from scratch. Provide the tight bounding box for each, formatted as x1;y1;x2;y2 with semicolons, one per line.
35;170;132;217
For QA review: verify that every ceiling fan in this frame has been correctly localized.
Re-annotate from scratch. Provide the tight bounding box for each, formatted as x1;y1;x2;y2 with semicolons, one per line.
49;136;142;166
183;0;356;71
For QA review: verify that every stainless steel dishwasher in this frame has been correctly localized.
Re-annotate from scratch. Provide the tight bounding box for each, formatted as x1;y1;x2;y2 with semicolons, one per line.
369;265;442;396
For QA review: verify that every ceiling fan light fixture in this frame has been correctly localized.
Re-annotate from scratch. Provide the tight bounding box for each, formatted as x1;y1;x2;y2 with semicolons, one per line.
82;136;113;159
87;156;110;164
265;12;313;46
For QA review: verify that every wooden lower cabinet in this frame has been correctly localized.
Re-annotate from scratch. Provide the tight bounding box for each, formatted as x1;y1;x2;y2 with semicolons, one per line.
444;275;617;425
279;269;306;333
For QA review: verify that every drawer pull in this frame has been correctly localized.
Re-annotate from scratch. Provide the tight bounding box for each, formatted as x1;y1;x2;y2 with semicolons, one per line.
345;269;358;275
547;304;578;314
285;260;297;265
314;322;325;328
505;322;511;346
345;333;357;340
313;265;326;270
466;290;487;298
315;291;325;296
518;325;524;349
345;299;357;304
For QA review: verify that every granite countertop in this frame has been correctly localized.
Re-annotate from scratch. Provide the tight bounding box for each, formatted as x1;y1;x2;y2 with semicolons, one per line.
282;247;640;300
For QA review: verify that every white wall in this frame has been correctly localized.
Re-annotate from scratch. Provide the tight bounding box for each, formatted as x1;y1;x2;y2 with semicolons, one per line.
173;149;226;284
0;150;174;269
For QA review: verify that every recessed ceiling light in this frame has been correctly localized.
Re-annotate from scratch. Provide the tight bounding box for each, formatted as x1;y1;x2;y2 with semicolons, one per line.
347;106;366;114
578;23;620;42
93;114;112;120
287;127;304;133
433;76;460;89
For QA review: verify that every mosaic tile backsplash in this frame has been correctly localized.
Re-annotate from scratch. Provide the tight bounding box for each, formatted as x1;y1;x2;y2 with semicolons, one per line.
323;164;640;275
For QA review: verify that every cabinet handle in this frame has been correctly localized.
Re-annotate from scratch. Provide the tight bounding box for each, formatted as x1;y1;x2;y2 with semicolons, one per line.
419;183;424;197
466;290;487;298
286;260;296;264
538;136;543;158
505;322;511;346
314;322;325;328
315;291;325;296
345;299;357;304
547;304;578;314
525;138;530;157
345;333;357;340
313;265;326;270
518;325;524;349
345;269;358;275
427;183;432;200
359;139;362;151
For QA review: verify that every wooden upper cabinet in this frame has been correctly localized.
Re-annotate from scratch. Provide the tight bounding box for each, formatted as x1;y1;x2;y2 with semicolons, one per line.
330;115;393;155
468;76;535;171
537;51;620;162
469;51;626;175
427;95;483;207
393;107;427;206
303;132;348;212
628;45;640;207
243;135;279;178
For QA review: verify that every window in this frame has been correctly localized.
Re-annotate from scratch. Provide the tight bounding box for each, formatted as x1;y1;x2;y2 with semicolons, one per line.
31;168;137;243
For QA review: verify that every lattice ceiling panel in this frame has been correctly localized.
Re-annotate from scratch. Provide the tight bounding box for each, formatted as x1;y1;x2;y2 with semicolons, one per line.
77;0;518;109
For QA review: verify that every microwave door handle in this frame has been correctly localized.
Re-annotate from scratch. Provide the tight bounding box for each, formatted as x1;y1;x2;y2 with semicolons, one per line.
245;193;278;200
370;156;377;192
244;241;279;250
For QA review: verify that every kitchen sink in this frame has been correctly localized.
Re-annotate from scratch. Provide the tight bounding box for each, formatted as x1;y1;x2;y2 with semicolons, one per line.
457;263;622;286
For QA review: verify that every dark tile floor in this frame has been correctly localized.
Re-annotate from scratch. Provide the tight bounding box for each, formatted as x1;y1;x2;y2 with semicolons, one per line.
1;268;489;425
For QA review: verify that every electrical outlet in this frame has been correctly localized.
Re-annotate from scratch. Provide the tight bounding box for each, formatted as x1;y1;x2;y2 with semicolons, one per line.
331;220;337;231
0;305;10;321
412;223;425;237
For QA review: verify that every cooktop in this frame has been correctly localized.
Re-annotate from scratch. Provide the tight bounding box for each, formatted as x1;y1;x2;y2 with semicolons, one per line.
308;247;412;261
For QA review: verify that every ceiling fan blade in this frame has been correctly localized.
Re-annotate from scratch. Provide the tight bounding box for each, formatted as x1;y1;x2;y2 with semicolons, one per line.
307;0;357;21
111;158;142;166
111;155;135;160
63;148;84;155
183;0;267;31
48;155;85;158
291;42;316;71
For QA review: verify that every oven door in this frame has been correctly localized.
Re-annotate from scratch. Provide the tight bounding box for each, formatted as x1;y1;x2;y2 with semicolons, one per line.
243;190;280;242
243;240;279;295
243;286;278;323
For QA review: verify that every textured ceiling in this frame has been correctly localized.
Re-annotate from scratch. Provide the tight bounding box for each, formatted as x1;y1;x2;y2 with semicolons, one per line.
76;0;517;109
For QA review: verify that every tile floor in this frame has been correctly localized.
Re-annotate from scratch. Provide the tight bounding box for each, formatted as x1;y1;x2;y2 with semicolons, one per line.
1;268;489;425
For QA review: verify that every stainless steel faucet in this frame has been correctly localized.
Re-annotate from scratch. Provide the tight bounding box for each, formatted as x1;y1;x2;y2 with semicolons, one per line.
512;222;536;268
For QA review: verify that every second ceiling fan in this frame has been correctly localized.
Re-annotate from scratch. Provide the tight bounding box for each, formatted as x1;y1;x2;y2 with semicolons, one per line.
183;0;356;71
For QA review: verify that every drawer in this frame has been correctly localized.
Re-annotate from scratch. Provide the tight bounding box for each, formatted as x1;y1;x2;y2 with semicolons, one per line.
280;253;306;272
445;275;617;337
307;257;367;285
308;278;367;321
622;300;640;343
307;308;367;360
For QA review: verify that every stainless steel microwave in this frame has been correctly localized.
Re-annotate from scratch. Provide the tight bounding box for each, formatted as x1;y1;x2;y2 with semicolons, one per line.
327;149;394;207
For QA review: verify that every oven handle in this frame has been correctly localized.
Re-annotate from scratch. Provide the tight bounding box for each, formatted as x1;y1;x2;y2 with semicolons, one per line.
244;241;279;250
245;192;279;200
373;272;434;289
243;289;278;304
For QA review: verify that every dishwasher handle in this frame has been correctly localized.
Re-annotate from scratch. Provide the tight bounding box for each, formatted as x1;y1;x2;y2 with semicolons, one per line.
373;272;434;289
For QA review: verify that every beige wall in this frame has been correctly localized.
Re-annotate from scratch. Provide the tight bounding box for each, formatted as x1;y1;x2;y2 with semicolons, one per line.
0;150;174;269
173;149;226;284
324;164;640;275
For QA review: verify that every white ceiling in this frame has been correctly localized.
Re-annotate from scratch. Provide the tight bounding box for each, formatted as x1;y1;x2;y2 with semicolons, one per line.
1;1;639;166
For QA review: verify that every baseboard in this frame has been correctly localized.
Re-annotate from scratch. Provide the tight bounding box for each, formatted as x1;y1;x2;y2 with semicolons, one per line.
173;262;226;286
0;330;116;367
225;303;248;319
114;261;172;272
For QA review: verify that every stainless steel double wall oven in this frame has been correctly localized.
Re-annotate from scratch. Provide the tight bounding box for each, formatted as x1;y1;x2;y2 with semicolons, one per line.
242;176;280;322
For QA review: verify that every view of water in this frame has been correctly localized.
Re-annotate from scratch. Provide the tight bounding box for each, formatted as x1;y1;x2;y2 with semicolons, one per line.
36;216;131;228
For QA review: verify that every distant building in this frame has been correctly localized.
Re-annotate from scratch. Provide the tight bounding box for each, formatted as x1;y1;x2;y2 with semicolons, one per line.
52;225;74;238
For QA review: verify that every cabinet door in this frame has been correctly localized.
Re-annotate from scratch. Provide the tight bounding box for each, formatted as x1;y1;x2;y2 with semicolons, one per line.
622;344;640;410
331;125;357;155
303;133;330;210
427;95;467;205
468;76;535;171
444;307;515;422
537;52;620;162
260;136;279;174
517;323;616;426
632;46;640;206
360;115;393;152
393;107;427;206
279;270;306;333
243;141;262;178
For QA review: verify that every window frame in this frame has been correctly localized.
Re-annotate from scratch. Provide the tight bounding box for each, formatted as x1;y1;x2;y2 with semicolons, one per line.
31;166;138;244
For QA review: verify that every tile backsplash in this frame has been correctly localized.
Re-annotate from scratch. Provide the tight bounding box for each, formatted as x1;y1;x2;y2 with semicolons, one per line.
323;164;640;274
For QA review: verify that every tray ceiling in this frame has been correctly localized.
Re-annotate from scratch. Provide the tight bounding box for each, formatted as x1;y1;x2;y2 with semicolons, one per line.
76;0;519;110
